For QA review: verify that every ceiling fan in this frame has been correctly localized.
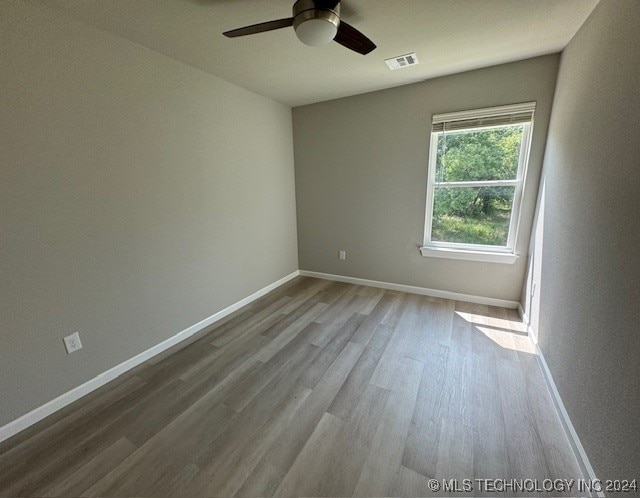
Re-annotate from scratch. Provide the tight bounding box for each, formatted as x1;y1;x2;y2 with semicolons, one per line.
223;0;376;55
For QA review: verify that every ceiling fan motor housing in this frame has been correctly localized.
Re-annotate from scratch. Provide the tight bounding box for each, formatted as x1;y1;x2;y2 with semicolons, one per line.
293;0;341;46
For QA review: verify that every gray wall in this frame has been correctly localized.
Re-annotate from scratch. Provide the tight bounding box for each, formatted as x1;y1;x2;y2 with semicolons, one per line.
0;0;298;427
293;55;559;302
521;0;640;480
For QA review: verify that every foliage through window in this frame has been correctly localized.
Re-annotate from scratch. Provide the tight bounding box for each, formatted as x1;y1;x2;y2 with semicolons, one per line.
423;103;535;260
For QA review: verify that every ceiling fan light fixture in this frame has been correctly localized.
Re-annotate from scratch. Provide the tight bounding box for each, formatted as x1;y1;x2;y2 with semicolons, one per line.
294;17;339;46
292;1;340;47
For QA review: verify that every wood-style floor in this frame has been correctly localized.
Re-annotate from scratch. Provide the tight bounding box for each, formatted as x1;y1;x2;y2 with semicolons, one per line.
0;277;584;497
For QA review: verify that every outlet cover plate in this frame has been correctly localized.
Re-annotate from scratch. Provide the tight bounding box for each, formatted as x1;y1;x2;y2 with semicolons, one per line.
63;332;82;354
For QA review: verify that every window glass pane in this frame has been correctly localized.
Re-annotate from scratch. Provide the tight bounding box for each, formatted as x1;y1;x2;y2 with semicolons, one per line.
435;124;524;182
431;186;515;246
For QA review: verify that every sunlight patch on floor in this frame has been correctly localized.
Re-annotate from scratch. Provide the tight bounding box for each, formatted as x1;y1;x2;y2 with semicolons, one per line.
454;311;511;329
474;325;536;353
455;310;534;353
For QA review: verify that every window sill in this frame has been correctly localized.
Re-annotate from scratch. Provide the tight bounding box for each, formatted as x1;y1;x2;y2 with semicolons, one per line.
419;246;519;264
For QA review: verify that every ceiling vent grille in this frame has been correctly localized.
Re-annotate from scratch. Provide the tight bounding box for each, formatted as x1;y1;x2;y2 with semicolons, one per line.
385;53;419;70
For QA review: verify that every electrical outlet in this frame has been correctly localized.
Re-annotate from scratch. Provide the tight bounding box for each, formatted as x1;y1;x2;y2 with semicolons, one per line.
339;250;346;261
63;332;82;354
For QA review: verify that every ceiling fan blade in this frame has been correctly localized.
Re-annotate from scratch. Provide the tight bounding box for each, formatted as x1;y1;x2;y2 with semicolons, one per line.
334;20;376;55
223;18;293;38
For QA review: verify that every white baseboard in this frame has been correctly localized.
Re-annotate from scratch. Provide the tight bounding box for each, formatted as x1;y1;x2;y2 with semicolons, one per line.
518;303;529;326
518;303;537;343
299;270;519;309
0;270;300;444
524;323;603;497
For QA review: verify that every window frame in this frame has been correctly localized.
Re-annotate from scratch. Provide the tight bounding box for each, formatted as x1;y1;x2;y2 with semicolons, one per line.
421;103;535;264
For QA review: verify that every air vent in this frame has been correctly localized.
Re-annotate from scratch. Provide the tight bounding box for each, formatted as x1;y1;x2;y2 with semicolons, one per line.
385;52;419;70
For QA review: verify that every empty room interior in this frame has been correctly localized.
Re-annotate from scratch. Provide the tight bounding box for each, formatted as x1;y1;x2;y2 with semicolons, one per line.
1;0;639;496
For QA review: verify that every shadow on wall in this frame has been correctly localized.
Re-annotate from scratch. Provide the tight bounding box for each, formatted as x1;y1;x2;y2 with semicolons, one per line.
522;177;546;341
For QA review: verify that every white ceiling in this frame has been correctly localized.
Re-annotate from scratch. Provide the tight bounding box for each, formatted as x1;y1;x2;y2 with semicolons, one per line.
37;0;599;106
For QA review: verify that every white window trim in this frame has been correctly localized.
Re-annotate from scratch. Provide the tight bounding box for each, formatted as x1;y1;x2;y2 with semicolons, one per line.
421;103;535;264
419;245;519;264
431;101;537;124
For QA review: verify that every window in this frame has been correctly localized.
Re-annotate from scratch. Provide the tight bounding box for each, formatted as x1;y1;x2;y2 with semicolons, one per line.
421;102;535;264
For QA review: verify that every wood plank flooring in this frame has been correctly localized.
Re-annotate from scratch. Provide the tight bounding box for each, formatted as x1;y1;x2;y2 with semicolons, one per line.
0;277;585;497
